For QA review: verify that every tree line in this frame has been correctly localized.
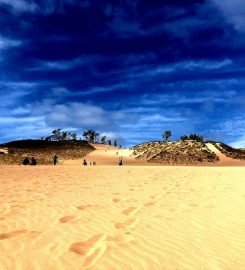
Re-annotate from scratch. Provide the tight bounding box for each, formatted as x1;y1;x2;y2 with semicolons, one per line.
162;130;204;142
41;128;204;146
41;129;121;147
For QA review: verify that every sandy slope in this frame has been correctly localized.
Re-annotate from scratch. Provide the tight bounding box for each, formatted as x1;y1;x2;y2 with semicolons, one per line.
64;143;245;167
206;143;245;166
0;148;8;154
1;165;245;270
64;144;149;166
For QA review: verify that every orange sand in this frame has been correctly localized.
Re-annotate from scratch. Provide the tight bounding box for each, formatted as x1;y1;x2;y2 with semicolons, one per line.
65;144;149;166
0;164;245;270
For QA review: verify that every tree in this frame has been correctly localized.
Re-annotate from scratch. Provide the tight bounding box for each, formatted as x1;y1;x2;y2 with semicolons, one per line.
180;134;204;142
83;130;99;143
101;136;107;144
180;135;189;141
189;134;204;142
69;131;77;141
51;128;63;141
163;130;172;142
114;140;117;147
107;140;112;146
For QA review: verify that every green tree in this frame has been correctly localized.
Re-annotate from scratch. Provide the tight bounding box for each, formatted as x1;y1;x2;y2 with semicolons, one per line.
189;134;204;142
180;134;204;142
83;130;99;143
163;130;172;142
180;135;189;141
69;131;77;140
101;135;107;144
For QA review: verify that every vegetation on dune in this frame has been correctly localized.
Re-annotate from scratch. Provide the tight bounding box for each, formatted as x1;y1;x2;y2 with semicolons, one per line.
162;130;172;142
213;142;245;160
42;128;78;141
0;128;121;165
132;141;219;165
83;129;99;143
0;127;243;165
42;129;119;147
180;134;204;142
0;140;94;165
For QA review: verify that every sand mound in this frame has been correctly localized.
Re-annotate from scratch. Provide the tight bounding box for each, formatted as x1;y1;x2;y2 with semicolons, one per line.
0;148;8;154
132;141;219;165
65;145;148;166
213;142;245;160
0;140;94;165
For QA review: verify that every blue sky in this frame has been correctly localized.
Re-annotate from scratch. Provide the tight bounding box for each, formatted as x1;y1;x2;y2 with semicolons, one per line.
0;0;244;147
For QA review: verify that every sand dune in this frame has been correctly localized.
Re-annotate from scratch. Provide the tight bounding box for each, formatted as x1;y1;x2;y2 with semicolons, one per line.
1;164;245;270
65;143;245;167
64;144;149;166
206;143;245;166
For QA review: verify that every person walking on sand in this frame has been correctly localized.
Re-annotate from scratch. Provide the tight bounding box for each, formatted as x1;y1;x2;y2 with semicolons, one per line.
83;159;87;166
118;156;123;166
30;157;37;166
53;155;58;166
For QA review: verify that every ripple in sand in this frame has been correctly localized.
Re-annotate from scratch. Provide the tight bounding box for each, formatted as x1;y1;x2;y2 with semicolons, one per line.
59;216;76;223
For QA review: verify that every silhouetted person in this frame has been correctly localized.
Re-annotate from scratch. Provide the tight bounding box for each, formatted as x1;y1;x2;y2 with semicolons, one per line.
53;155;58;166
23;157;29;165
30;157;37;166
83;159;87;166
93;161;96;166
118;157;123;166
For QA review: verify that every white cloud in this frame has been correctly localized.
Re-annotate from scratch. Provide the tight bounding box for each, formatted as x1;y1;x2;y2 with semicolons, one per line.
0;116;43;125
0;83;36;107
141;90;238;106
0;0;90;14
230;135;245;148
211;0;245;32
0;35;21;50
45;102;122;130
0;0;37;13
33;58;84;71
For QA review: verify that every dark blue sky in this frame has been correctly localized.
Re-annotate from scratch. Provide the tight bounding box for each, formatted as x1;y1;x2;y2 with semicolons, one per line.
0;0;244;147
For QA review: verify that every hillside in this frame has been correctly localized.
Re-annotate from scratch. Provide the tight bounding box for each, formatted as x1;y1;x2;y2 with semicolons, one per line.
0;140;95;165
211;142;245;160
132;141;219;165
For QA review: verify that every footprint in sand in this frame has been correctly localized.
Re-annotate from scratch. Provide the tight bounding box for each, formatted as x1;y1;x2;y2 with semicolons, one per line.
0;230;28;240
77;205;93;210
144;201;157;207
70;234;107;269
112;198;120;203
150;194;162;200
122;207;140;216
107;234;133;244
114;218;139;229
189;203;199;207
59;216;76;223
